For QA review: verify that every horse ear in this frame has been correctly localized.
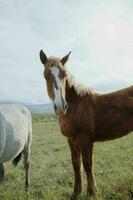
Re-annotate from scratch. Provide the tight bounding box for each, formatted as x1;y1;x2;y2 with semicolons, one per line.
39;50;47;65
60;51;71;65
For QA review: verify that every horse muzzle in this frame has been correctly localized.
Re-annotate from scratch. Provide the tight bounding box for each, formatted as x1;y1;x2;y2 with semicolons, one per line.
54;102;68;116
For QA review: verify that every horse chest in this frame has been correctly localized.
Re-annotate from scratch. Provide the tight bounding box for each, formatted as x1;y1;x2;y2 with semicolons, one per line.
59;117;77;138
59;113;94;139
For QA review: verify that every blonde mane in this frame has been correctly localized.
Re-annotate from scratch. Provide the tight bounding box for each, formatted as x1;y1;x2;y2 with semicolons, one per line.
66;69;94;97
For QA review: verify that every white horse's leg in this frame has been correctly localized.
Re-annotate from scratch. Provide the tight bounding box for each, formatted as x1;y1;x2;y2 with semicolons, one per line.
23;145;30;191
0;163;4;182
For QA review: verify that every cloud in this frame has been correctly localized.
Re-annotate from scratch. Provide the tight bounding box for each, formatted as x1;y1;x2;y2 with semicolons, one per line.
0;0;133;103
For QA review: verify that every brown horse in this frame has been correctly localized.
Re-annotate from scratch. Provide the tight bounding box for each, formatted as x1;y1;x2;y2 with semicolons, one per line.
39;50;133;199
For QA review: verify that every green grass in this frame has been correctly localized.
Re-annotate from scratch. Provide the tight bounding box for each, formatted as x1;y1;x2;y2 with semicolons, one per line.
0;114;132;200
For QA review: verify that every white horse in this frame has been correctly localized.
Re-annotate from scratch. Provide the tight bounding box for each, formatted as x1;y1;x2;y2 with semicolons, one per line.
0;104;32;190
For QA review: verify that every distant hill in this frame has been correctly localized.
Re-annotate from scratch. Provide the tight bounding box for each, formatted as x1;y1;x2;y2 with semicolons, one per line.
0;100;54;114
25;103;54;114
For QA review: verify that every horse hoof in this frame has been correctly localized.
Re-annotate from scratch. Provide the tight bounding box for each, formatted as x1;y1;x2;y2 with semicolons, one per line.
0;163;5;182
71;193;79;200
86;192;97;200
25;185;30;192
25;187;29;192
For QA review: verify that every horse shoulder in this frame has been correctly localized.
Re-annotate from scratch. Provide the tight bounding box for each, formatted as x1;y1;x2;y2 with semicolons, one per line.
59;97;95;139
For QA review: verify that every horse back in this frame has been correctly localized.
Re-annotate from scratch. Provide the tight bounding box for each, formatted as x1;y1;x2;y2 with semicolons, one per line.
94;86;133;141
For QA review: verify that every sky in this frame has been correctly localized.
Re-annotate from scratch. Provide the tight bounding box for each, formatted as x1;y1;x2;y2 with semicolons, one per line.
0;0;133;104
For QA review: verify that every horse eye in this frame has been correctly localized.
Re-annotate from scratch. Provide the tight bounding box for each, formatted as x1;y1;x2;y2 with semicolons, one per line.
59;70;67;79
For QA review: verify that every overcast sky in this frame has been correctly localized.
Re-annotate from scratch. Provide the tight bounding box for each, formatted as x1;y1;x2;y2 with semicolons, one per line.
0;0;133;104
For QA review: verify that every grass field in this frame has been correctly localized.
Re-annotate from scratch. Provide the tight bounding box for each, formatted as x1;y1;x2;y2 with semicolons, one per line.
0;114;133;200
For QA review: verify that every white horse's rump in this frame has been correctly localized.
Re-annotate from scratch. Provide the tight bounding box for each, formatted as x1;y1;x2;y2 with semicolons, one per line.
0;104;32;190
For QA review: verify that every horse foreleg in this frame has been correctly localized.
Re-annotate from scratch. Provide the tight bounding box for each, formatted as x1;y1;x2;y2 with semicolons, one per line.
68;139;82;200
0;163;4;182
23;146;30;191
79;137;97;198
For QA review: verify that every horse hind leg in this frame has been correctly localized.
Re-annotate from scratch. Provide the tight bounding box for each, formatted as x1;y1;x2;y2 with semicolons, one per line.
23;114;32;192
12;152;22;166
0;163;4;182
23;145;31;191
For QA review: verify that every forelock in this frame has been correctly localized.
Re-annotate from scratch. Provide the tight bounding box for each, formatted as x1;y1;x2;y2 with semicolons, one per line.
45;57;59;68
45;56;66;70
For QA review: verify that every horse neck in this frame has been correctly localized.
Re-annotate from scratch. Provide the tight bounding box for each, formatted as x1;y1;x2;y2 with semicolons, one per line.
65;78;79;104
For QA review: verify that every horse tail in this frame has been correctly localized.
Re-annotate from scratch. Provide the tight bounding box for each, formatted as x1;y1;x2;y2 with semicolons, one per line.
12;151;22;166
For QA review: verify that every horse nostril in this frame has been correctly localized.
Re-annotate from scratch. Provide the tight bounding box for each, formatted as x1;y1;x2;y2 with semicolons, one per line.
64;103;68;110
